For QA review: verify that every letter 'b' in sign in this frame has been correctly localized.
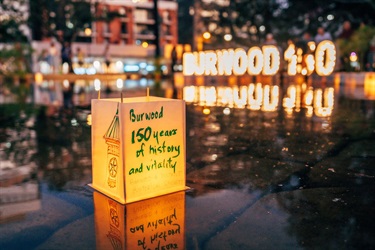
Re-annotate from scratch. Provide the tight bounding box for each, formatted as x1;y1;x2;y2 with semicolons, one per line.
91;96;187;204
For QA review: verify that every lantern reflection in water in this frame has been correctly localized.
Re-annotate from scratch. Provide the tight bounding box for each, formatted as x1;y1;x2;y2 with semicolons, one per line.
364;74;375;100
183;83;334;117
93;191;186;250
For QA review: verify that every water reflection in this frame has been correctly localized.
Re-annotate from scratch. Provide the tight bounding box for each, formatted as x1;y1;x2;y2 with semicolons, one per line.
93;191;186;250
0;112;40;223
183;82;335;118
0;78;374;249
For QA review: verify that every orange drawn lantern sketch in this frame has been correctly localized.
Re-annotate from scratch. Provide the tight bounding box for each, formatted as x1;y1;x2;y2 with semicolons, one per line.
104;105;120;188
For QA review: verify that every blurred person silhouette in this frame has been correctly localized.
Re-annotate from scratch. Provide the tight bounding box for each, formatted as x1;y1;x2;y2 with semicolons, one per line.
104;43;111;72
295;32;314;54
336;21;355;71
48;42;57;73
76;47;85;66
61;42;73;73
337;20;354;40
38;49;49;64
264;33;277;45
365;36;375;71
315;27;332;44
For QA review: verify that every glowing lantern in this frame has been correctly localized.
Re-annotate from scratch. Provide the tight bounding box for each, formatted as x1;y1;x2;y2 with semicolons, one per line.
91;97;187;204
94;190;185;249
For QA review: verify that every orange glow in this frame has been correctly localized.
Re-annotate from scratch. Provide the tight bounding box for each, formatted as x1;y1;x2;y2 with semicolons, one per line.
183;84;281;111
262;46;280;75
204;51;218;75
349;52;358;62
233;86;247;108
198;86;206;105
314;88;334;117
84;27;92;36
262;85;279;111
205;86;217;106
308;41;316;51
306;54;315;74
364;73;375;100
304;87;314;106
91;97;186;204
315;40;336;76
34;72;43;84
203;31;211;40
247;47;263;75
94;79;101;91
220;87;235;107
182;84;335;117
203;107;211;115
183;86;197;103
87;114;92;126
283;85;296;109
217;49;235;75
233;49;248;75
94;191;185;250
284;44;297;75
247;83;263;110
183;46;280;76
183;41;335;76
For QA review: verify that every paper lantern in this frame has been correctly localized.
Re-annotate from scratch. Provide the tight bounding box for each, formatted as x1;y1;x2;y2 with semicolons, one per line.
93;190;186;249
91;96;187;204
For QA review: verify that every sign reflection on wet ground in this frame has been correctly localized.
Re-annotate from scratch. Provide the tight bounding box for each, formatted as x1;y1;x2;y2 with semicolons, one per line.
0;80;374;249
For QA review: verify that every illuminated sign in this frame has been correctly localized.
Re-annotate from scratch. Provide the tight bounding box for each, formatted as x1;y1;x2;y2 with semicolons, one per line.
183;40;336;77
91;97;187;204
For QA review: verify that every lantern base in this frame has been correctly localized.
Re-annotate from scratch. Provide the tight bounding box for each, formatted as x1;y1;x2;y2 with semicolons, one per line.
88;183;191;204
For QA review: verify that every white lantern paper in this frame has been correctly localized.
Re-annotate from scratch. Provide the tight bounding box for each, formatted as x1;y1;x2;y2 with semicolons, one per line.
91;97;187;204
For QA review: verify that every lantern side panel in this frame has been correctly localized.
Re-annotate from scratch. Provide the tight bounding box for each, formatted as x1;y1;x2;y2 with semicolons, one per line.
121;99;186;203
91;99;125;203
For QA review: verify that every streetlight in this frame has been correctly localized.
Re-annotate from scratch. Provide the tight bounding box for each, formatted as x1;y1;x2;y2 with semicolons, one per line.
203;31;211;40
198;32;211;51
224;34;232;42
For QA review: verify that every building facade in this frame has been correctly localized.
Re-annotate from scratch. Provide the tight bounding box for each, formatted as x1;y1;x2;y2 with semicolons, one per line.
93;0;178;48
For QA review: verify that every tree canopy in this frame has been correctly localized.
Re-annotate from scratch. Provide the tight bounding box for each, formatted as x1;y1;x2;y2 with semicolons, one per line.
190;0;375;48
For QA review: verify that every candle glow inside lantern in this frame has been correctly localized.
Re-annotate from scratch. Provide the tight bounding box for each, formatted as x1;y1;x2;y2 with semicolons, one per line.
91;96;187;204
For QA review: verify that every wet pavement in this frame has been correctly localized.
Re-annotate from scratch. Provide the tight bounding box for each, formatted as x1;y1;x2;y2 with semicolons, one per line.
0;79;375;249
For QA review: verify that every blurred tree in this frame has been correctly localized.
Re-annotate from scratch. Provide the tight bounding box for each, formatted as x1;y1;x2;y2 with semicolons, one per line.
187;0;375;49
336;24;375;71
28;0;93;43
177;0;194;46
0;0;31;43
274;0;375;42
192;0;282;48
